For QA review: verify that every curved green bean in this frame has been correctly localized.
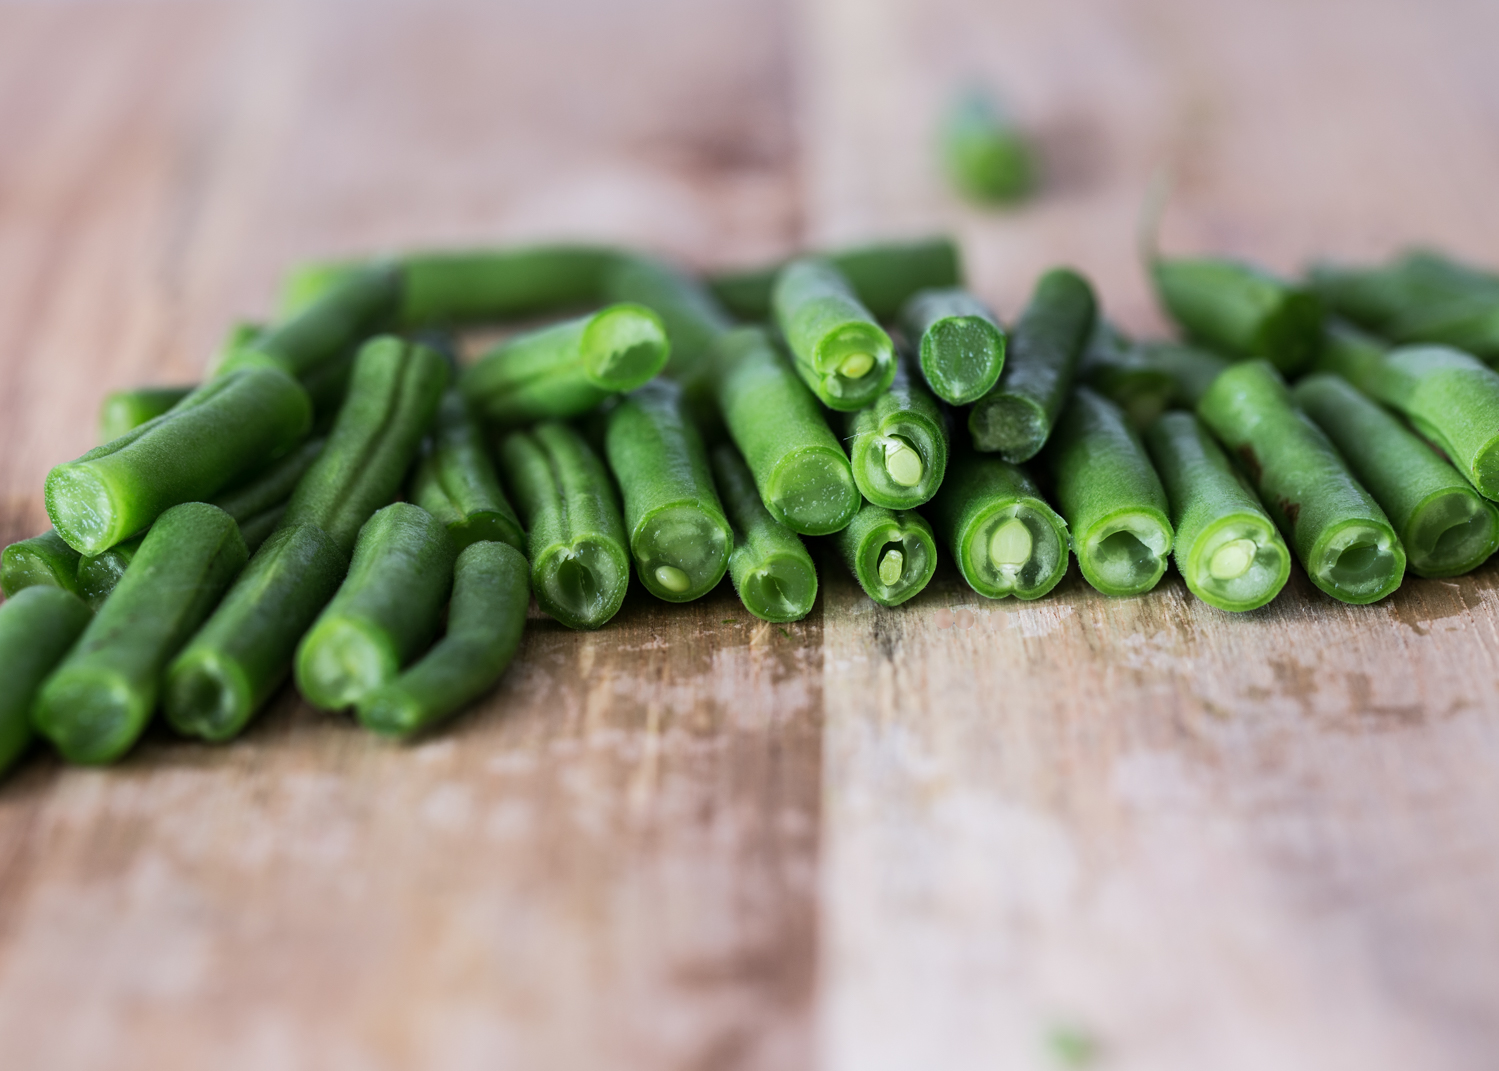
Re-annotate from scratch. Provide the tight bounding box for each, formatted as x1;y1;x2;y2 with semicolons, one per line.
833;503;938;608
1;530;82;599
1077;321;1173;428
940;89;1036;204
841;359;948;509
899;287;1007;405
0;587;92;777
1152;255;1323;374
772;258;897;411
410;390;524;553
930;452;1069;600
710;445;818;622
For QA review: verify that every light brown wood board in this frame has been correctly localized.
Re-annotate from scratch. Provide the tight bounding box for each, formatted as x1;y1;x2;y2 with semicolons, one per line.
0;1;1497;1069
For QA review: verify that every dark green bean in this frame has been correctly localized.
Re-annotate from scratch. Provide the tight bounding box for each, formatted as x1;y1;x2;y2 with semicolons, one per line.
356;540;529;737
1198;360;1404;604
0;587;92;777
833;503;938;608
711;445;818;622
898;287;1007;405
940;89;1036;204
98;386;194;444
401;245;623;327
1077;321;1173;428
773;258;897;411
840;359;948;509
1;530;82;599
969;268;1096;461
410;390;524;553
1152;255;1323;374
930;452;1069;600
33;502;247;764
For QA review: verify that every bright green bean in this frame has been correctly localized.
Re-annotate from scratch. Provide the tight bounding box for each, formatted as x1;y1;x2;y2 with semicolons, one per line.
1293;373;1499;577
833;503;938;608
1077;321;1174;429
772;258;897;411
410;390;524;553
898;287;1006;405
1198;360;1404;604
33;502;247;764
713;326;860;536
1047;388;1173;596
605;381;732;602
930;452;1069;600
0;587;92;777
1152;255;1323;374
940;89;1036;205
98;386;193;444
841;359;948;509
710;445;818;622
1;530;82;599
497;422;631;631
356;540;529;737
1143;411;1291;612
969;268;1096;461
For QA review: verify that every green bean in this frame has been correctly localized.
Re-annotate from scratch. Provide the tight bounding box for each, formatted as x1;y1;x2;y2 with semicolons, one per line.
840;359;948;509
280;336;450;555
0;587;92;777
710;445;818;622
76;536;141;610
1047;388;1173;596
1136;340;1232;408
940;89;1036;204
1314;324;1499;501
773;258;897;411
1151;255;1323;374
898;287;1007;405
32;502;247;764
401;245;623;327
163;524;348;742
1077;321;1174;428
1;530;82;598
461;303;669;426
969;268;1096;461
605;380;732;602
356;540;529;737
410;390;524;553
1293;373;1499;577
45;367;313;556
98;386;194;444
930;452;1069;600
604;254;733;389
1197;360;1404;604
713;326;860;535
214;436;327;524
833;503;938;608
708;236;962;322
295;503;456;711
1143;412;1291;612
497;422;631;630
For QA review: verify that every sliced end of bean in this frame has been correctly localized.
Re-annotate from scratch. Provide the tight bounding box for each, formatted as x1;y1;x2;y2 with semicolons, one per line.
859;520;934;606
1309;520;1404;604
1406;489;1499;577
1472;438;1499;501
740;553;818;623
815;324;893;405
968;395;1048;462
922;315;1005;404
1187;516;1290;612
33;668;149;765
535;538;629;630
45;465;123;556
634;505;729;602
965;503;1065;598
582;304;669;392
164;651;255;743
1080;513;1172;596
767;451;860;536
296;617;399;710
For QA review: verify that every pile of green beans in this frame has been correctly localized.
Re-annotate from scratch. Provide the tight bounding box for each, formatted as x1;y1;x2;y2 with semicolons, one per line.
5;232;1499;780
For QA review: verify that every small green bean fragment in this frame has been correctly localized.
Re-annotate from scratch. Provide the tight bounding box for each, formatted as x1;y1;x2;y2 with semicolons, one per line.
1;529;82;599
1152;255;1323;374
410;390;524;553
773;258;897;411
711;445;818;622
840;359;948;509
1077;321;1174;428
98;386;194;444
930;452;1069;600
0;587;92;777
833;503;938;608
940;89;1036;205
898;287;1007;405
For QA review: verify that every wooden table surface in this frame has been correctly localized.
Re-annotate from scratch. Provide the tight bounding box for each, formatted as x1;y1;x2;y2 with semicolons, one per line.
3;1;1499;1068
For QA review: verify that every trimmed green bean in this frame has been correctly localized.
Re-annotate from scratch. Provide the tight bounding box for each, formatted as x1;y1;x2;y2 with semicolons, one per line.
713;326;860;536
33;502;247;764
1047;388;1173;596
295;503;456;711
841;359;948;509
833;503;938;608
1198;360;1405;604
1077;321;1174;428
969;268;1096;461
356;540;529;737
98;386;193;444
711;445;818;622
930;452;1069;600
410;391;524;553
1143;411;1291;612
45;367;312;556
461;303;669;426
497;422;631;630
1;530;82;598
772;258;897;411
1293;373;1499;577
0;587;92;777
1152;255;1323;374
940;89;1036;205
899;287;1007;405
280;335;450;555
1136;340;1231;408
605;380;732;602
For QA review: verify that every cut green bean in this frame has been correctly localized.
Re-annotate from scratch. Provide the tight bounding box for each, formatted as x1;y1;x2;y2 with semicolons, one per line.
401;245;622;327
1293;373;1499;577
164;524;348;742
0;587;92;777
604;254;733;389
605;380;732;602
841;360;948;509
461;303;669;426
46;367;312;556
710;445;818;622
410;390;524;553
930;452;1069;600
1;529;82;598
1143;412;1291;612
773;258;897;411
1198;360;1404;604
833;503;938;608
969;268;1096;461
1136;340;1232;408
940;88;1036;205
713;326;860;535
33;502;247;764
1047;388;1173;596
295;503;456;711
497;422;631;630
1152;255;1323;374
899;287;1007;405
98;386;194;444
280;335;450;555
1077;321;1173;428
356;540;529;737
1314;325;1499;501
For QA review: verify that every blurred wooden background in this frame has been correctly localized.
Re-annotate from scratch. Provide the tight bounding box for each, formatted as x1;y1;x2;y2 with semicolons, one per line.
2;1;1498;1068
